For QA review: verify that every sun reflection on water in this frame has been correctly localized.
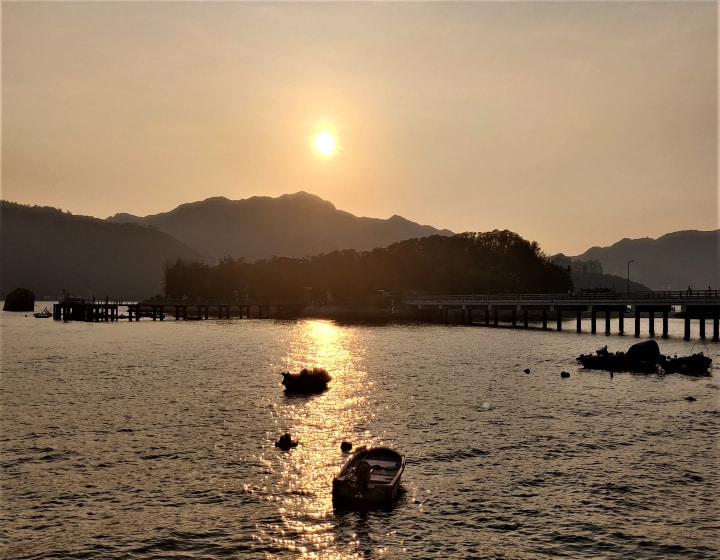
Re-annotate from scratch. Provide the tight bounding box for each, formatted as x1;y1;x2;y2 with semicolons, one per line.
257;320;382;558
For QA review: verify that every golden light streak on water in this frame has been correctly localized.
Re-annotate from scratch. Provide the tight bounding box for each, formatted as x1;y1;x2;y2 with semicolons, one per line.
266;320;380;557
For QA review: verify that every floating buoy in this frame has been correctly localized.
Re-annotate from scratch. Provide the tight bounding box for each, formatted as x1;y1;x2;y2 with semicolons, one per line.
560;371;570;378
340;441;352;452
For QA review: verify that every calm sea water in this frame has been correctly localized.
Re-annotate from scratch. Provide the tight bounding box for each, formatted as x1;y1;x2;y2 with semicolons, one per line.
2;304;719;559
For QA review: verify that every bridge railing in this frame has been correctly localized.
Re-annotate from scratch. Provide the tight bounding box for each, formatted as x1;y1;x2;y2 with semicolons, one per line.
402;290;720;305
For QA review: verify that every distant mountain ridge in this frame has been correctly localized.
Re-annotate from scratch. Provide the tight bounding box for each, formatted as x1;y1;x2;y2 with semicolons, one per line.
0;201;203;300
2;192;716;299
563;229;719;292
106;192;454;261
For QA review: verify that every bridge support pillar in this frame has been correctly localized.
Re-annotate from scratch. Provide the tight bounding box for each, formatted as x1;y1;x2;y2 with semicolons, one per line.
576;309;582;333
713;310;719;341
493;309;499;327
618;310;624;334
542;310;548;330
684;316;691;340
511;308;517;328
591;310;596;334
484;307;490;326
648;310;655;337
556;310;562;331
635;312;641;337
523;309;529;329
699;317;706;339
605;310;611;334
662;311;668;338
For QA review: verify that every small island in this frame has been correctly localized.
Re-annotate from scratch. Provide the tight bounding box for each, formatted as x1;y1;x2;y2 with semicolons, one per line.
3;288;35;312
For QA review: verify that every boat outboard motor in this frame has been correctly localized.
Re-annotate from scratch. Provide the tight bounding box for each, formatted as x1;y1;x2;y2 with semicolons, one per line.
356;460;371;494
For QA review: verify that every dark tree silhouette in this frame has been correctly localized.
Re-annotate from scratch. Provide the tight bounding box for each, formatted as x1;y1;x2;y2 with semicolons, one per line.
162;230;572;302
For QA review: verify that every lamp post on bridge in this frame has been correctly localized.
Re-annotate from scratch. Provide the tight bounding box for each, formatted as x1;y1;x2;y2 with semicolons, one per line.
627;259;634;295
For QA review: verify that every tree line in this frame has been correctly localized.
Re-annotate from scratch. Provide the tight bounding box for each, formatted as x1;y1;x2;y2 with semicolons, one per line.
162;230;572;304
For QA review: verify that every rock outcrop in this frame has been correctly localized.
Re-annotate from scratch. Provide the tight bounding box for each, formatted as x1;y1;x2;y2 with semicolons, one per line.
3;288;35;311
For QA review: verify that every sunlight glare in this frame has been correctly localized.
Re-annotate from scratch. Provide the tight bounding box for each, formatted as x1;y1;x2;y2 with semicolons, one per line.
314;131;336;156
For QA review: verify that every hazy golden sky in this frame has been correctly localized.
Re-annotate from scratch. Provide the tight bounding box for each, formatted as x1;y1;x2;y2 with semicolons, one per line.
3;1;717;255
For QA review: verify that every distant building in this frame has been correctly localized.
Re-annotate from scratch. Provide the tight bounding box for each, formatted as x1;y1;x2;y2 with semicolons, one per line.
570;260;603;276
550;255;603;276
550;254;571;269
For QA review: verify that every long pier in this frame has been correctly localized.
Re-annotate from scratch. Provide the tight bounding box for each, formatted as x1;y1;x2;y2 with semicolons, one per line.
53;297;126;322
51;291;720;341
401;290;720;341
126;299;299;321
52;298;297;322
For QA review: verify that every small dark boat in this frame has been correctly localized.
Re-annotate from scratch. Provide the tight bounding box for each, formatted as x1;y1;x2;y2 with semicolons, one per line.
275;433;298;450
659;353;712;375
332;446;405;508
33;307;52;318
577;340;661;373
280;367;331;394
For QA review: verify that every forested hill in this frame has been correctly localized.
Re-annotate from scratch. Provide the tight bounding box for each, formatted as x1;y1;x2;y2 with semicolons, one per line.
0;201;203;300
162;231;572;302
106;191;454;261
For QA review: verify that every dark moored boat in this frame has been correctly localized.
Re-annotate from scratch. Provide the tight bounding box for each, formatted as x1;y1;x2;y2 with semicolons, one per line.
577;340;661;373
332;446;405;508
280;367;331;394
659;353;712;376
34;307;52;318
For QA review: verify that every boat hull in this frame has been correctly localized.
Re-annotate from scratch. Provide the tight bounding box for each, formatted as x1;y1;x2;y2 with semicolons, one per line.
332;446;405;509
577;340;660;373
280;368;331;394
659;354;712;375
577;354;658;373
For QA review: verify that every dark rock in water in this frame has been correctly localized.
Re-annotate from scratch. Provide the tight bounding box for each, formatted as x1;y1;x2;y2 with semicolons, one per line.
341;441;352;452
3;288;35;312
275;433;298;450
560;371;570;378
523;368;530;374
685;396;697;402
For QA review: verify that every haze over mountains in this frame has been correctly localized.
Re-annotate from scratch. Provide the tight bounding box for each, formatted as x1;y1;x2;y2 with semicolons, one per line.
570;230;719;292
106;192;453;262
1;192;717;300
1;201;203;300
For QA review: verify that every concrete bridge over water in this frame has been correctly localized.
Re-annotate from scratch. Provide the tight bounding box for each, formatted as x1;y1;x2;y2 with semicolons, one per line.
53;290;720;341
402;290;720;341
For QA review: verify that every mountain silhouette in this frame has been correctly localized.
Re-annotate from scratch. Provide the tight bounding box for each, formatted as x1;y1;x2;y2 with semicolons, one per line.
106;191;454;261
2;193;716;300
0;201;203;300
567;230;719;291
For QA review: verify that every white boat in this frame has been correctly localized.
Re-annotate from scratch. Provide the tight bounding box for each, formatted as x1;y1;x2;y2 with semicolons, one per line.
332;446;405;508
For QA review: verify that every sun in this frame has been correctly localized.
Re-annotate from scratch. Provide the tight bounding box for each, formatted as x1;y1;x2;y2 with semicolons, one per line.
314;131;336;156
